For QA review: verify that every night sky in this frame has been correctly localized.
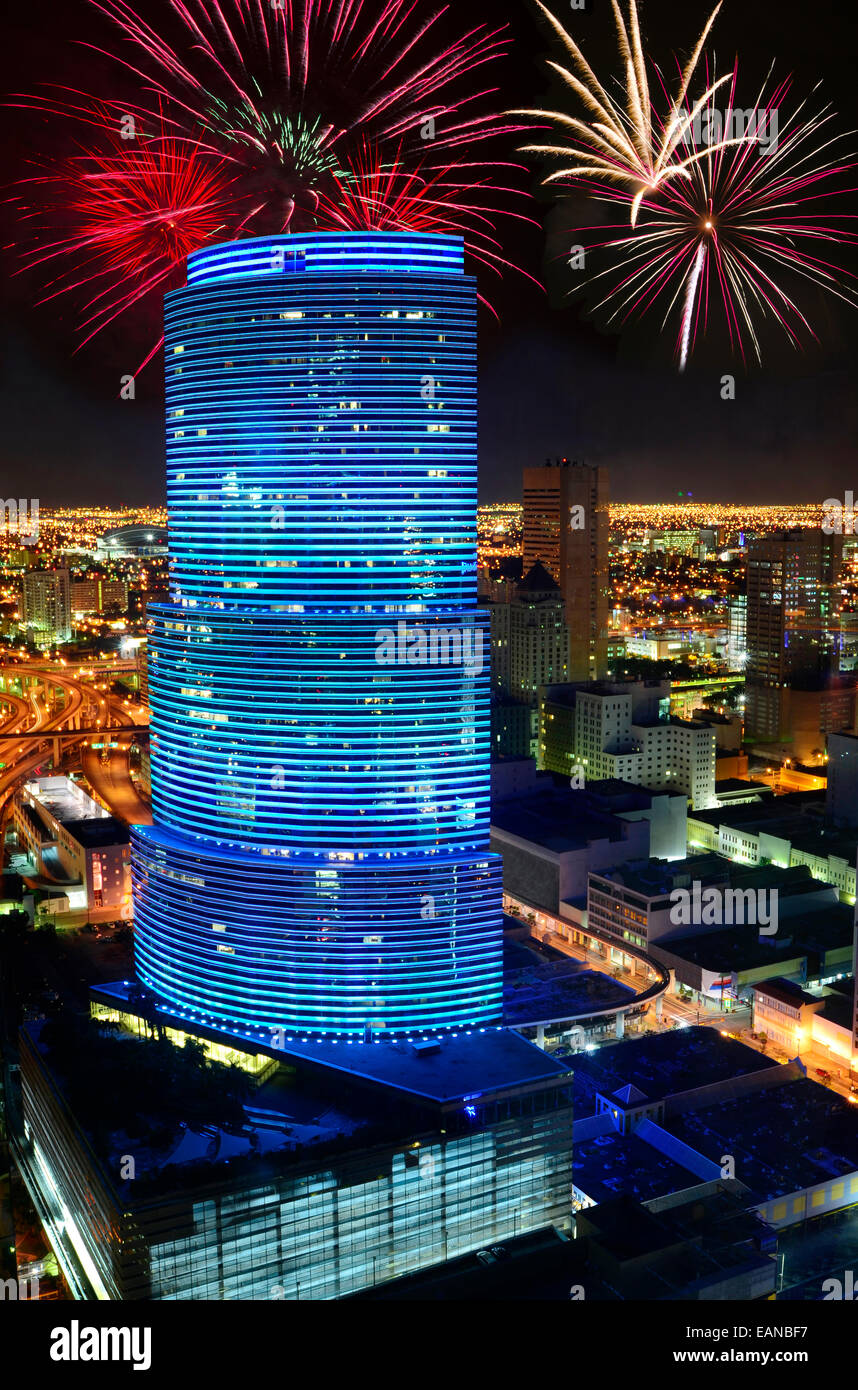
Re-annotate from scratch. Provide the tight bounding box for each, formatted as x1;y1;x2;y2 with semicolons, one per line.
2;0;857;505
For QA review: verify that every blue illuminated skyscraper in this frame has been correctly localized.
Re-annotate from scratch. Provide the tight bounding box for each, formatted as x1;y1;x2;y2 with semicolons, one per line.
131;231;504;1036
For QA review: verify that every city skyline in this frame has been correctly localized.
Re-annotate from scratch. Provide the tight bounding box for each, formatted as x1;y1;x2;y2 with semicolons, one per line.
3;0;858;507
3;0;858;1330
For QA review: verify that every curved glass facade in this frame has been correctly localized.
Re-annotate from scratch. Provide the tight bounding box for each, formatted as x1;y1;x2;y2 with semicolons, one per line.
133;231;503;1035
165;233;476;611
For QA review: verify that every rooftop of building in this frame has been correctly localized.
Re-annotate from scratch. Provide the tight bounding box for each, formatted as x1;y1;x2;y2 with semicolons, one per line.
714;778;773;796
22;1017;381;1195
247;1028;570;1106
585;778;687;809
20;776;128;848
542;678;669;707
26;999;573;1209
665;1077;858;1205
502;961;638;1027
752;977;822;1009
569;1027;777;1117
516;561;559;595
574;1128;701;1206
632;715;712;732
60;818;130;849
576;1189;771;1276
491;786;635;854
24;776;107;824
689;795;825;833
89;980;571;1107
817;988;855;1032
651;902;852;975
789;824;858;862
591;856;833;903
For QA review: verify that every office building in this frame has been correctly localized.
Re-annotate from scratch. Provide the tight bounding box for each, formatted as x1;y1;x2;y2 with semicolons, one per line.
21;568;71;644
587;855;837;950
489;561;569;758
132;231;504;1037
20;1014;572;1300
70;577;128;616
15;234;575;1303
490;562;570;704
727;594;747;670
540;680;717;810
745;530;844;744
522;459;610;681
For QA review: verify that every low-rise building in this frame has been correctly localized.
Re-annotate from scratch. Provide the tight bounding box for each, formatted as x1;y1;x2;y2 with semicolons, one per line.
70;578;129;616
653;902;853;1010
587;856;838;952
13;775;131;919
751;978;827;1053
491;785;651;920
687;795;857;903
573;1029;858;1234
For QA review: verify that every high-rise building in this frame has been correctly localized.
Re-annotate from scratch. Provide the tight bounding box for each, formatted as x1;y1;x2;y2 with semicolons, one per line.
16;233;574;1301
21;568;71;643
70;577;128;616
540;680;717;810
489;561;569;757
132;231;504;1036
826;730;858;829
727;594;748;670
522;459;610;681
745;530;843;743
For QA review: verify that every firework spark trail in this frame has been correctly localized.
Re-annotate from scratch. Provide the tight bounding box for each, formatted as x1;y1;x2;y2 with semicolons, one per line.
544;47;858;367
679;241;706;371
85;0;521;159
12;101;257;375
517;0;746;225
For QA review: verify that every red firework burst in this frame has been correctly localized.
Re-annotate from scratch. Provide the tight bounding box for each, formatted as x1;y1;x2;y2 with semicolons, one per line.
15;101;254;372
315;141;540;312
12;0;533;365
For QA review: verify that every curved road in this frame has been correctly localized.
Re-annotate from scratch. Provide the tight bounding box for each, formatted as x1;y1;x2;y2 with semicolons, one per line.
81;734;152;826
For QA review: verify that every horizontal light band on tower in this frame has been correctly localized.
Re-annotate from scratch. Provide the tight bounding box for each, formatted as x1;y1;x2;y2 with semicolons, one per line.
187;232;465;286
132;825;503;1034
165;267;477;610
148;606;490;852
134;231;503;1034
